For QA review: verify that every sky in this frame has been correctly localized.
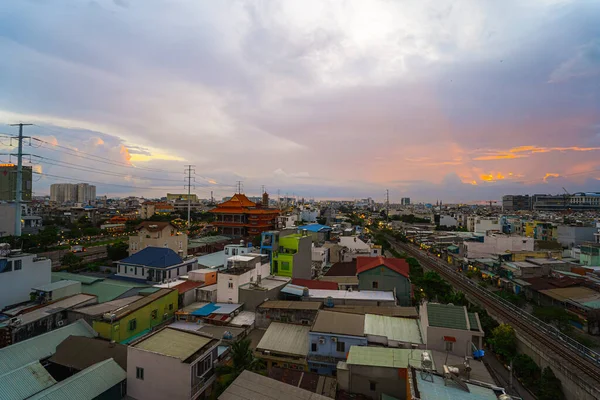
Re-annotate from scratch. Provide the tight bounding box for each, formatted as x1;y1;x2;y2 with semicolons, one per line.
0;0;599;203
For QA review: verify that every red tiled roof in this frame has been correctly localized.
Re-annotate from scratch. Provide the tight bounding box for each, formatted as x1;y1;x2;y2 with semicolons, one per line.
291;278;338;290
356;256;410;279
174;280;203;293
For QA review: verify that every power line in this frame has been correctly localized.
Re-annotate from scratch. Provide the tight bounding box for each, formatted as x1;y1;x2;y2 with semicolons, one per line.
33;171;179;191
184;165;195;227
8;123;32;236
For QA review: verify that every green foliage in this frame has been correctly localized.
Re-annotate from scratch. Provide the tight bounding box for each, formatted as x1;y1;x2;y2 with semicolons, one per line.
107;241;129;261
533;306;579;334
316;216;327;225
513;354;541;389
61;252;83;270
496;290;526;307
213;338;265;399
413;271;452;302
490;323;517;360
389;214;430;223
538;367;565;400
467;304;499;338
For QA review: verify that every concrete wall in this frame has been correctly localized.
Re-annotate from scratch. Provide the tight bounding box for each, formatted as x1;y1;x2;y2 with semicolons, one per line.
292;236;312;280
117;260;198;282
426;325;482;357
255;308;319;329
347;364;406;399
357;267;411;306
217;262;270;303
127;347;191;400
239;279;288;311
0;254;51;309
308;332;367;374
557;226;597;249
0;204;17;236
129;227;188;256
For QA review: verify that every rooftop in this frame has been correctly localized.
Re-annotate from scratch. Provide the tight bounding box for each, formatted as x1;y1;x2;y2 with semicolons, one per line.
70;295;143;316
0;361;56;400
426;303;470;331
196;250;226;268
108;288;175;320
119;247;183;268
268;366;337;398
218;370;331;400
51;272;102;285
27;358;126;400
364;314;423;344
415;372;498;400
308;289;395;301
0;320;97;376
291;278;338;290
258;300;322;310
346;347;434;369
256;322;311;357
311;310;365;337
173;280;204;293
17;294;97;325
324;261;356;277
32;280;80;292
136;221;174;232
48;336;127;371
188;235;232;246
356;256;410;278
299;224;331;232
240;276;290;291
133;327;215;362
331;305;418;318
190;302;244;317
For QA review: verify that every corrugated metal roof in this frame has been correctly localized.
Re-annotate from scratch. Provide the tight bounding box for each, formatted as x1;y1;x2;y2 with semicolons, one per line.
311;310;365;337
71;296;143;316
364;314;422;344
230;311;256;326
18;294;97;325
0;361;56;400
256;322;310;357
218;370;331;400
346;347;433;368
119;247;183;268
426;303;468;330
0;320;97;376
27;359;126;400
308;289;395;301
52;272;103;285
281;284;307;296
416;373;497;400
81;281;148;303
468;313;480;331
258;301;322;310
133;328;213;361
32;280;80;292
196;251;225;268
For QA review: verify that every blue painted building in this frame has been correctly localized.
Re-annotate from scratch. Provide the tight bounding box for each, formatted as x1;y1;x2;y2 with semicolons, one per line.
308;310;367;375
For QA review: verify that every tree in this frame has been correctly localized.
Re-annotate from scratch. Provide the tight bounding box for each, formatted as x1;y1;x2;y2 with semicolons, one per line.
213;339;264;398
61;252;82;270
513;354;541;388
107;241;129;261
490;324;517;360
538;367;565;400
413;271;452;302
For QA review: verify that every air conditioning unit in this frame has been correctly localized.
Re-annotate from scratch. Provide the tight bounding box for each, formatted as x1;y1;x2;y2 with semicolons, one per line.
318;337;326;344
331;337;338;342
57;320;65;327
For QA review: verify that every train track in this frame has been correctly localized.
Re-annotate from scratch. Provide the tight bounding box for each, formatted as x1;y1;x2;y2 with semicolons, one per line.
390;238;600;390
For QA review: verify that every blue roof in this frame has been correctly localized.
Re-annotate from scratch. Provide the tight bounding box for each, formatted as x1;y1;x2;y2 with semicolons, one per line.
281;284;306;297
191;303;220;316
196;250;225;269
119;247;183;268
299;224;331;233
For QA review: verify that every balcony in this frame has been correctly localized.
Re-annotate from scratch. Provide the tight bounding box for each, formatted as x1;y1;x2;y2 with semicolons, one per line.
191;369;216;399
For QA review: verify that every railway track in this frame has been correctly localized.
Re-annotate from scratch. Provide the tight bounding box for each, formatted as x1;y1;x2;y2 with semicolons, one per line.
390;238;600;390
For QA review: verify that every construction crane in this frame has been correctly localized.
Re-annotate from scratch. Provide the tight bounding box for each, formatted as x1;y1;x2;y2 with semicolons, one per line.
562;187;571;209
487;200;497;211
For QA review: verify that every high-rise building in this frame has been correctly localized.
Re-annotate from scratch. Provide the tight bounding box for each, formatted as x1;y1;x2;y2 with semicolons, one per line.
401;197;411;205
502;195;531;211
0;164;32;202
50;183;96;204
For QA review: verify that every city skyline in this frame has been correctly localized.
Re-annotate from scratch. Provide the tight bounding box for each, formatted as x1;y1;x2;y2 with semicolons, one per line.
1;1;599;202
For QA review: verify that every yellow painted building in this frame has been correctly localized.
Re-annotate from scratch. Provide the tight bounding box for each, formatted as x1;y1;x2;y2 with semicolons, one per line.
524;221;557;241
509;250;562;261
93;288;178;343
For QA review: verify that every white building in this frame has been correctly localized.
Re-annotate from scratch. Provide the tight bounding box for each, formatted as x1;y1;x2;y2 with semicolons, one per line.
222;242;254;267
438;215;458;228
300;206;319;223
463;233;534;259
278;214;299;229
50;183;96;204
117;247;198;283
0;245;52;308
474;217;500;234
217;253;270;303
339;236;382;261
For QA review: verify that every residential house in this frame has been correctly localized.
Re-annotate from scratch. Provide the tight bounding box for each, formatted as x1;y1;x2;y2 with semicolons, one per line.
524;221;557;241
173;280;205;307
337;347;434;399
268;366;337;398
68;296;144;327
298;224;332;243
338;236;381;261
420;302;484;357
0;246;52;309
238;276;291;310
218;370;331;400
31;280;82;303
217;253;270;303
255;300;322;328
129;221;187;256
321;260;359;290
0;294;97;347
209;193;279;237
356;256;411;306
463;233;534;259
139;201;174;219
255;322;311;371
52;272;149;303
93;288;178;344
308;310;367;375
558;225;597;249
306;289;396;307
272;233;312;279
116;247;198;283
128;327;219;400
410;368;505;400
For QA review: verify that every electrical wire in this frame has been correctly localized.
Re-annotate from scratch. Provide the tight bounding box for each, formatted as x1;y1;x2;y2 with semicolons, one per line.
33;171;181;191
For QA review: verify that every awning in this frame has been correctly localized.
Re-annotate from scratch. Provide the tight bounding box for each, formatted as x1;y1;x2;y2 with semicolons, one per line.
443;336;456;342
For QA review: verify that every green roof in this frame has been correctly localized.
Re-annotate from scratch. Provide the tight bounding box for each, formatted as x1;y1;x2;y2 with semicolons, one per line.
52;272;103;285
447;245;459;251
0;361;56;400
27;359;126;400
346;347;433;369
381;395;401;400
188;235;231;245
468;313;480;331
427;303;468;330
0;320;97;376
364;314;423;344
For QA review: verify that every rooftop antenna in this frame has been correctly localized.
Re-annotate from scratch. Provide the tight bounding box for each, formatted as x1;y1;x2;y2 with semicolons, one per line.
184;165;196;228
236;181;243;194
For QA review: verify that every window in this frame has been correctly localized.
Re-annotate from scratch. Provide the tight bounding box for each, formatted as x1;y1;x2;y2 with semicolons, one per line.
250;275;254;282
1;261;13;273
129;319;137;331
151;309;158;319
197;355;212;377
336;341;345;352
169;303;174;311
372;281;378;289
369;381;377;391
445;341;454;352
136;367;144;380
14;260;22;270
228;282;234;289
311;343;317;352
281;261;290;271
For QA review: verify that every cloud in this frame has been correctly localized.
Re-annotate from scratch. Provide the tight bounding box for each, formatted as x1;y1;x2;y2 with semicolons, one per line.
475;146;600;161
549;39;600;83
543;173;560;182
273;168;311;179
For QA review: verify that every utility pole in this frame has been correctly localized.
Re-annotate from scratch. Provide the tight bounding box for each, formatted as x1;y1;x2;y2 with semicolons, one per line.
236;181;243;194
9;123;32;237
184;165;195;228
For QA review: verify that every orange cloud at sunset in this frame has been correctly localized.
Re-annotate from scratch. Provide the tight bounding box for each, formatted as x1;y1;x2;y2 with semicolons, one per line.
543;173;560;182
480;174;495;182
476;146;600;161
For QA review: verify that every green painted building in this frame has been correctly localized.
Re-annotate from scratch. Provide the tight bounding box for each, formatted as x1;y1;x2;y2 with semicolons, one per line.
271;233;312;279
356;257;411;306
580;244;600;266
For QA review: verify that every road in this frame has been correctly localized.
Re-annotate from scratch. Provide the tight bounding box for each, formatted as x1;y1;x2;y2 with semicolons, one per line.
388;237;600;399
